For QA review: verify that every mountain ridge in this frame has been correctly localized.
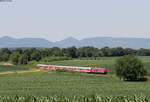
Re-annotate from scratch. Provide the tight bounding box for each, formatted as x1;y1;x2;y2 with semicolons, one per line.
0;36;150;49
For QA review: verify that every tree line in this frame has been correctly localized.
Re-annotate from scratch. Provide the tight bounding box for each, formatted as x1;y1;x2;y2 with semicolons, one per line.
0;46;150;65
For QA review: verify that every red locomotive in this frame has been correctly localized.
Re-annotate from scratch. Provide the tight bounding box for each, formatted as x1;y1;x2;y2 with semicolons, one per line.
37;64;107;74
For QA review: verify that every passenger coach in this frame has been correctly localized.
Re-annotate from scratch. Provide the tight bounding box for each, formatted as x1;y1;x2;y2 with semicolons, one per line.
37;64;107;74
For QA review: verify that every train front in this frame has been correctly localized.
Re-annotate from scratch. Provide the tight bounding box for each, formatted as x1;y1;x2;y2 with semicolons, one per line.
90;68;107;74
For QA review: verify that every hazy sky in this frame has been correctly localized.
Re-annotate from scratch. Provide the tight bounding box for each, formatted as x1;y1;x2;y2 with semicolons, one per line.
0;0;150;41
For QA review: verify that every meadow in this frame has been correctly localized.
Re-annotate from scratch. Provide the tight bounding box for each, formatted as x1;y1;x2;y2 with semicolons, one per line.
0;65;28;72
0;56;149;101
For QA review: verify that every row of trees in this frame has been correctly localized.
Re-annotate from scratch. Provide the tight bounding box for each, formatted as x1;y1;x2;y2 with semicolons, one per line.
0;47;148;81
0;46;150;65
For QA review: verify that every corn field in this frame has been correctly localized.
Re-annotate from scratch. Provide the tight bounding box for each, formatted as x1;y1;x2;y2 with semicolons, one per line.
0;95;149;102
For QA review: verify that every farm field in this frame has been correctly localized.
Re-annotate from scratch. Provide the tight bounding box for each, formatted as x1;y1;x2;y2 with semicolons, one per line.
0;56;149;101
0;72;150;97
0;65;28;72
0;95;149;102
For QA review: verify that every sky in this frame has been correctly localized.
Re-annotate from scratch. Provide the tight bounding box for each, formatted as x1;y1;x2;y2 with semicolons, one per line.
0;0;150;42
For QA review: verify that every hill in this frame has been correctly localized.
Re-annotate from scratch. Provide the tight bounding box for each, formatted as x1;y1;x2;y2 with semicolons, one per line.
1;36;150;48
0;36;53;48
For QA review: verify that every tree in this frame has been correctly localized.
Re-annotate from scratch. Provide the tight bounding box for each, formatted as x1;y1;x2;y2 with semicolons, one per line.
62;46;77;58
124;48;137;55
30;51;41;61
0;48;11;61
18;54;28;65
40;48;51;58
0;53;10;61
77;46;99;58
137;48;150;56
112;47;125;56
10;52;20;65
50;47;62;56
0;48;11;54
115;55;147;81
13;48;23;54
99;47;110;56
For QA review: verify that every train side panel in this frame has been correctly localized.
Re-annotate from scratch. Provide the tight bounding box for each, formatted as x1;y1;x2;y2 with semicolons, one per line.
37;64;107;74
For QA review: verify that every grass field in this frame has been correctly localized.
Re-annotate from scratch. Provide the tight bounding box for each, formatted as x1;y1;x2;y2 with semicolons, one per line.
0;72;149;97
0;65;28;72
41;56;150;74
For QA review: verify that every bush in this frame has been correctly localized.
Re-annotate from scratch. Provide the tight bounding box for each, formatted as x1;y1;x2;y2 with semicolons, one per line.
115;55;147;81
27;60;39;68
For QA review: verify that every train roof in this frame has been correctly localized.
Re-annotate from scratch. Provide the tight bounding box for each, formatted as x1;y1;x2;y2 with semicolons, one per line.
37;64;91;69
37;64;106;70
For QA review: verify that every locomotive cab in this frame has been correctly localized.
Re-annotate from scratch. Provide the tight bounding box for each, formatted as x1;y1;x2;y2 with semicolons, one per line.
90;68;107;74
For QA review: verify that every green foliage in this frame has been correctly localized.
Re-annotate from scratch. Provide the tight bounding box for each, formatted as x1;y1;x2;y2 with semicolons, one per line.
18;54;28;65
28;60;39;66
137;48;150;56
0;65;28;72
30;50;41;61
40;48;52;57
0;95;149;102
25;60;39;68
41;56;71;62
115;55;147;81
0;53;10;62
55;69;78;73
100;47;130;57
10;52;20;65
10;52;29;65
77;46;99;57
55;69;70;72
0;48;11;62
0;73;150;97
62;46;77;58
0;47;150;65
13;48;23;54
50;47;63;56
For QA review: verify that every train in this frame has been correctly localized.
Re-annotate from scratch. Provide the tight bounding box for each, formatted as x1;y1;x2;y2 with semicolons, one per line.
37;64;107;74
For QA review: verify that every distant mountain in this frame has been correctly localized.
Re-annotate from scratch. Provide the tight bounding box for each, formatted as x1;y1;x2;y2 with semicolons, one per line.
56;37;150;49
55;37;79;48
0;36;53;48
0;36;150;49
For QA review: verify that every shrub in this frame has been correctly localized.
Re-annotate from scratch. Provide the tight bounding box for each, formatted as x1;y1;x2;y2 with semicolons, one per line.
24;60;39;69
115;55;147;81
